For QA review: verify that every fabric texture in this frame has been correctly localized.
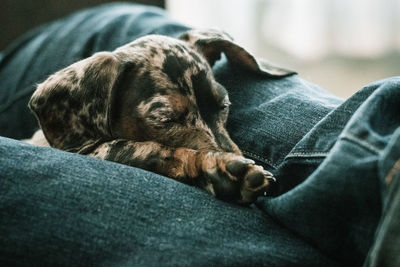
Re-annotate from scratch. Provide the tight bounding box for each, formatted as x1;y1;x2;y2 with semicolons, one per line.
0;137;337;267
0;2;399;266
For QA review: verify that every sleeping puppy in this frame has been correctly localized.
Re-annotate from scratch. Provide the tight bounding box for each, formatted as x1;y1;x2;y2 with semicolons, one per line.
28;29;294;204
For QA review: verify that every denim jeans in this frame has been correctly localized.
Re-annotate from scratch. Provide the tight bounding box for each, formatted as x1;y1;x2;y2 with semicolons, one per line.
364;146;400;267
0;3;399;267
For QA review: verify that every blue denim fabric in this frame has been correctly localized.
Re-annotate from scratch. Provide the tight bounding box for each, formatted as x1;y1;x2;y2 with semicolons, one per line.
0;2;399;267
0;137;339;267
214;54;400;265
256;78;400;266
364;131;400;266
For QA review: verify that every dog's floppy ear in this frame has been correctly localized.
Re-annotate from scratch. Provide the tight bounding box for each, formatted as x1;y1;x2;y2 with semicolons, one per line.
179;29;296;77
29;52;122;152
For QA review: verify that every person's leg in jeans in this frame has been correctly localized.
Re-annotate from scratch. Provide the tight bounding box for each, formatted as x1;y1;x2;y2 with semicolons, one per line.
0;136;340;266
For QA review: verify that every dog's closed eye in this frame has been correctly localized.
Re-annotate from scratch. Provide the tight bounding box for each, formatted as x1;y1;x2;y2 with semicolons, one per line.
147;108;175;124
156;108;190;125
146;104;190;126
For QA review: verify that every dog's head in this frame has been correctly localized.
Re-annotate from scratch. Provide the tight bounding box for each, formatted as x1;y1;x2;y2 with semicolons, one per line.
29;29;294;154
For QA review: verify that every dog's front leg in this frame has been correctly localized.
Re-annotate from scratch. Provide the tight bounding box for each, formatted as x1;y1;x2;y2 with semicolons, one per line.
89;140;273;204
89;140;205;183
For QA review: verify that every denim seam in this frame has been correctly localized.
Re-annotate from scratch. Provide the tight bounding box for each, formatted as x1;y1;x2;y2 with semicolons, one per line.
339;132;381;155
298;77;317;92
385;157;400;185
242;149;277;169
285;151;329;159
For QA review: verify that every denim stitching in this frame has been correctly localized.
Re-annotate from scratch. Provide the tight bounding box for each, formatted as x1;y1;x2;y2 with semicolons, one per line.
339;132;381;155
285;151;329;159
298;78;316;92
385;157;400;185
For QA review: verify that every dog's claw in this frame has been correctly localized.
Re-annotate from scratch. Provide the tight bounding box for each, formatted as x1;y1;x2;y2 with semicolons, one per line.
242;158;255;165
266;175;276;182
263;170;276;182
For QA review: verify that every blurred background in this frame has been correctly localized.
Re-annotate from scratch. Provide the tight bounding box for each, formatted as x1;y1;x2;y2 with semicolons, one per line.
1;0;399;98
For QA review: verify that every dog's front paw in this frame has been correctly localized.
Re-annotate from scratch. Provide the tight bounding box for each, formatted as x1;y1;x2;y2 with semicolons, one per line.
199;153;274;204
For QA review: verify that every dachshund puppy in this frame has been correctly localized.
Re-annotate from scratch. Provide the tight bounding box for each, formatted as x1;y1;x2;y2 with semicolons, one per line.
28;29;294;204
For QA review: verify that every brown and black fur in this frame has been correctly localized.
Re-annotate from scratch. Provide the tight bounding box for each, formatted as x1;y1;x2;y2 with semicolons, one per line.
28;29;294;204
